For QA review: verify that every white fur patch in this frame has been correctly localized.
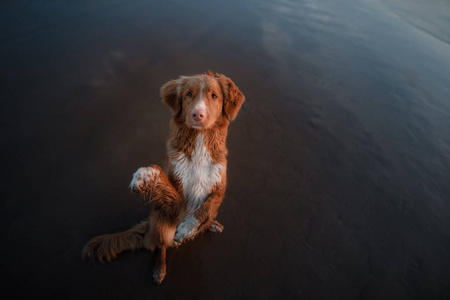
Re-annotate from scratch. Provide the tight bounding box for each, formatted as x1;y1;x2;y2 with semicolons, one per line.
194;98;206;111
174;214;199;242
170;134;223;213
193;80;206;111
129;167;160;192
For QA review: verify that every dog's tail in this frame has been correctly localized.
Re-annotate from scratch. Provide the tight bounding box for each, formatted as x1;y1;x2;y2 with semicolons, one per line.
82;220;148;263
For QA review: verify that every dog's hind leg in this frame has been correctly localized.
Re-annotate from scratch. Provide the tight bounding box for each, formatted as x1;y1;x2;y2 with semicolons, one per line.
153;246;167;285
149;216;176;285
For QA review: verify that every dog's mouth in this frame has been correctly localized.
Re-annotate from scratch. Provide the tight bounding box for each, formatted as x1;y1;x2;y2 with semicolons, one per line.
188;116;207;129
191;124;205;130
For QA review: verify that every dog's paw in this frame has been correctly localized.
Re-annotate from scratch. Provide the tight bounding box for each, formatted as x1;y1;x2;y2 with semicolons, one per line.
129;167;160;194
208;220;224;233
153;269;166;285
174;214;199;243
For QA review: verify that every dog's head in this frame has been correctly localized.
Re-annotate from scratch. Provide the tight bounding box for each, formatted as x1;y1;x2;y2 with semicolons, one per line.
161;72;245;129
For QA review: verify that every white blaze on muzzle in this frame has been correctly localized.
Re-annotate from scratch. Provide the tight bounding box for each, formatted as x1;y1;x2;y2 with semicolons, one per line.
193;80;206;112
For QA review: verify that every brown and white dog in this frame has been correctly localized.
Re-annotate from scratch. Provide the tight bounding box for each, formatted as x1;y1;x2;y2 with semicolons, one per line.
82;72;245;284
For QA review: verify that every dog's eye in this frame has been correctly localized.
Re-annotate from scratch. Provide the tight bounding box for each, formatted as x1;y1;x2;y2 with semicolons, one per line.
211;93;217;99
187;92;192;97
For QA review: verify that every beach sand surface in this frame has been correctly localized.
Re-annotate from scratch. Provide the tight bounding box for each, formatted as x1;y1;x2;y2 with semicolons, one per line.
1;0;450;299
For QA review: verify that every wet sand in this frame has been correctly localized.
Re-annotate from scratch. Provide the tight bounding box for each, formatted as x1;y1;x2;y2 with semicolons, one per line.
1;0;450;299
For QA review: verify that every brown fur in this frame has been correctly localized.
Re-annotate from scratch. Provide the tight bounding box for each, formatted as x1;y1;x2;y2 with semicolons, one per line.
82;72;245;285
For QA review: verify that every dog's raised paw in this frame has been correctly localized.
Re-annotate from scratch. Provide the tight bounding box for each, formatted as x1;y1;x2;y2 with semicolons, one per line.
129;167;160;194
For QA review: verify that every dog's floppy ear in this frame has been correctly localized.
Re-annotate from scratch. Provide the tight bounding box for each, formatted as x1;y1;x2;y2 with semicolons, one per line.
161;79;181;115
219;75;245;122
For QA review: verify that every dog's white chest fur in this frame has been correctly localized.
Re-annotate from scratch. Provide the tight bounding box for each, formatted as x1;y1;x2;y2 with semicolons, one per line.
170;134;223;213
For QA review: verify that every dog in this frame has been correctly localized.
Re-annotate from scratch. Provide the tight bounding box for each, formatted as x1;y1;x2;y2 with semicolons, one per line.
82;72;245;284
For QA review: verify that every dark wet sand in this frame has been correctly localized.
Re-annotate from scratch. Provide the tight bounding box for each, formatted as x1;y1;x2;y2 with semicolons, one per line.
2;0;450;299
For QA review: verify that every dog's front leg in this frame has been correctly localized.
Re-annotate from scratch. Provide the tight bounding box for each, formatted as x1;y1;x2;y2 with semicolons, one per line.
173;214;199;243
174;191;224;243
129;165;182;218
129;165;160;194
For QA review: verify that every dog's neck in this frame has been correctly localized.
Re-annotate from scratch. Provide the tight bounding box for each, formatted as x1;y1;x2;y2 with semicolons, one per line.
168;119;229;162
